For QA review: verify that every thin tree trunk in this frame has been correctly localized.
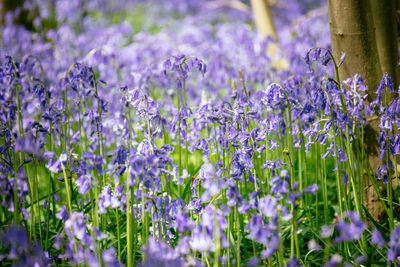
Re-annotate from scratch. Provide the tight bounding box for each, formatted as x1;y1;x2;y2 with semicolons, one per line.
328;0;384;220
371;0;399;88
250;0;277;40
250;0;289;69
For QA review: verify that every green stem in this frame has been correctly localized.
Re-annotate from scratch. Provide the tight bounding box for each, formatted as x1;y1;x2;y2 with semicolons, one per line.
64;85;68;151
321;145;329;225
282;87;299;258
213;207;221;267
115;208;121;262
12;154;19;223
177;82;182;195
141;186;148;261
61;163;72;213
127;174;133;267
321;87;343;216
235;207;240;267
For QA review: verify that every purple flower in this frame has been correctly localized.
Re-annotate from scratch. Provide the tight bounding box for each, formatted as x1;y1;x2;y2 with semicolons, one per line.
371;229;386;249
269;140;279;151
334;212;366;243
287;257;302;267
102;248;122;267
141;237;187;266
75;175;92;195
258;195;278;218
388;226;400;264
320;225;333;238
198;160;216;180
303;184;318;195
64;212;88;242
355;255;366;264
1;226;29;252
247;257;260;267
323;254;342;267
337;147;347;162
338;52;345;67
376;73;394;95
226;181;242;207
114;145;127;165
175;212;194;232
305;47;332;67
308;239;321;252
99;185;120;214
269;175;289;196
342;173;348;186
0;225;51;265
15;135;43;157
231;149;253;181
189;227;214;252
260;234;280;259
56;206;69;221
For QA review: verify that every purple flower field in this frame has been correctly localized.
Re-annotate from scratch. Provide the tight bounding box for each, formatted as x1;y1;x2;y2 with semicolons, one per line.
1;0;400;266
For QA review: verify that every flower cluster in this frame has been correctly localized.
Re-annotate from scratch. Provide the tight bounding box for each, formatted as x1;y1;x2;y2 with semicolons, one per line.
0;1;398;267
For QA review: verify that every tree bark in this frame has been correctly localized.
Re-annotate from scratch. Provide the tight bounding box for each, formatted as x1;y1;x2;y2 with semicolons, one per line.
371;0;399;88
328;0;384;220
250;0;277;40
328;0;382;93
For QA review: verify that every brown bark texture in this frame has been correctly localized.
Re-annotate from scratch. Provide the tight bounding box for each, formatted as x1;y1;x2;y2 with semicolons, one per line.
371;0;400;88
328;0;384;220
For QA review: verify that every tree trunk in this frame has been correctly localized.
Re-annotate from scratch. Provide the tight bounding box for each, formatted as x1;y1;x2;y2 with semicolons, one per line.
328;0;382;92
371;0;400;88
250;0;277;40
328;0;384;220
250;0;289;69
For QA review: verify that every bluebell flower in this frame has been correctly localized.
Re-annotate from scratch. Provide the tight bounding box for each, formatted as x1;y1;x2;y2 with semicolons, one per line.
323;254;342;267
258;195;278;218
98;185;120;214
189;227;214;252
355;255;366;264
247;257;260;267
334;212;366;243
376;73;395;95
371;229;386;249
305;47;332;67
303;184;318;195
231;149;253;180
338;52;346;67
46;153;65;173
260;234;280;259
102;248;122;267
308;239;321;252
15;135;43;158
75;175;92;195
1;226;29;252
342;173;348;186
269;139;279;151
269;175;289;196
320;225;333;238
387;226;400;264
175;212;194;232
56;206;69;221
0;225;51;265
141;237;187;266
114;145;127;165
287;257;302;267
